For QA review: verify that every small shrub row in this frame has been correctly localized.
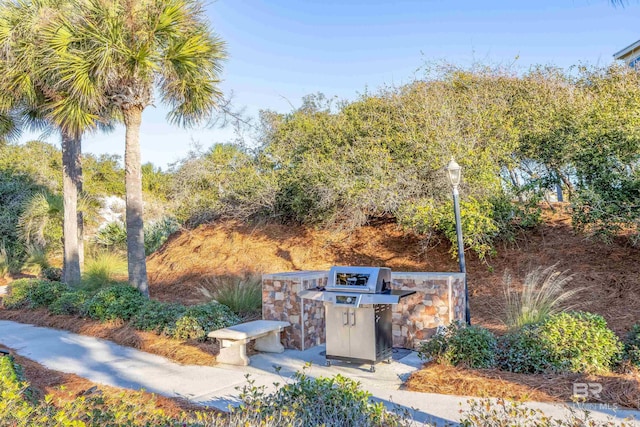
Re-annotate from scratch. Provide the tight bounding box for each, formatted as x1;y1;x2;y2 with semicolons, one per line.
2;278;240;342
420;312;628;375
3;278;67;309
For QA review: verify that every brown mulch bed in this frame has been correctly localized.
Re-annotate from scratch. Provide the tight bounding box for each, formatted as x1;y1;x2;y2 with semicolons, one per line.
0;309;219;366
405;363;640;410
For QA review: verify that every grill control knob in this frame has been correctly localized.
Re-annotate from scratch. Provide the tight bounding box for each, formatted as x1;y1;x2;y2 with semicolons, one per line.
346;297;353;304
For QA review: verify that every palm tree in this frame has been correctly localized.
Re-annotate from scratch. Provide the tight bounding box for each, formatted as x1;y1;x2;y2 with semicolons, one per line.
0;0;107;284
48;0;226;296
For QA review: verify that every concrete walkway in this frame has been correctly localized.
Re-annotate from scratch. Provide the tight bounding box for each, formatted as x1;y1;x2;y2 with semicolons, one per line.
0;320;639;426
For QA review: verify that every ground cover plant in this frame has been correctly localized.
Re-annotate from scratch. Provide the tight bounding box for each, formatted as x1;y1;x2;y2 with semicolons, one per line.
1;278;240;344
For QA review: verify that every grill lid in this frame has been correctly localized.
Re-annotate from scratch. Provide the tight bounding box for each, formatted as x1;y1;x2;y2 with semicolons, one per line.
325;266;391;294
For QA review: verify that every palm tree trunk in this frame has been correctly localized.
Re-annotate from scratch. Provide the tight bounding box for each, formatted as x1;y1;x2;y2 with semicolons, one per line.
123;105;149;297
61;132;82;284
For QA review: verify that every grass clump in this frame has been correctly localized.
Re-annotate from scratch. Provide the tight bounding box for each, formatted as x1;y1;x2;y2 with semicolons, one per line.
168;302;240;341
84;284;145;322
419;322;497;369
210;274;262;319
131;300;186;333
80;252;128;292
502;264;579;329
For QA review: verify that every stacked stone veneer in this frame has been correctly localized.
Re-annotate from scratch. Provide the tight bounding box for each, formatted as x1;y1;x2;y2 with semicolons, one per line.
390;272;466;349
262;271;327;351
262;270;465;350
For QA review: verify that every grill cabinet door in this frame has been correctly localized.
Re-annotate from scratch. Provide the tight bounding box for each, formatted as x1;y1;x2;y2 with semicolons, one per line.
324;303;350;359
348;306;376;361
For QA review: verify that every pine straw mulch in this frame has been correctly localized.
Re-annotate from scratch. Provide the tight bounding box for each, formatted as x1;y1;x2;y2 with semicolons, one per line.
405;363;640;410
0;308;219;366
0;345;216;418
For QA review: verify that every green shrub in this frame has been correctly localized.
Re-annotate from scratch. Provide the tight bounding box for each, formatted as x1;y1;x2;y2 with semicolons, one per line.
93;221;128;252
502;265;579;329
84;285;145;322
94;217;180;256
28;280;69;308
234;369;411;427
2;279;38;309
210;274;262;318
1;278;62;309
418;322;497;369
496;325;556;374
623;323;640;368
48;290;91;316
40;267;62;282
537;311;622;374
131;300;186;333
144;216;180;255
167;302;240;341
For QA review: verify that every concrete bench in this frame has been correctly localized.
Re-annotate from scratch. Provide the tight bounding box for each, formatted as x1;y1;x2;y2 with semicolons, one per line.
208;320;290;366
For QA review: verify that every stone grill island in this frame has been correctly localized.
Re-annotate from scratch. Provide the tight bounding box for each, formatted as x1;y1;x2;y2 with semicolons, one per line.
262;270;466;351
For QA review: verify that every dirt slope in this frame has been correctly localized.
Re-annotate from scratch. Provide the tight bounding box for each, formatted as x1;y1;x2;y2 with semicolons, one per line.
147;206;640;334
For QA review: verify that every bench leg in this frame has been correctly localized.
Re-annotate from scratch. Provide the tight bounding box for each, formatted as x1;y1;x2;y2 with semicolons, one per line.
217;340;250;366
254;330;285;353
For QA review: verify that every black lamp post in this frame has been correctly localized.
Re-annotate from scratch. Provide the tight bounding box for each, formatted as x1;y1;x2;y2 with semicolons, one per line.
446;158;470;325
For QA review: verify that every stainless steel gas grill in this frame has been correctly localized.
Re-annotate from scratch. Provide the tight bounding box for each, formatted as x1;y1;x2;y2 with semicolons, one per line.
299;266;415;372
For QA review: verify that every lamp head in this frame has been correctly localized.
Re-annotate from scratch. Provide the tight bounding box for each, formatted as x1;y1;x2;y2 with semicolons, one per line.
446;157;462;188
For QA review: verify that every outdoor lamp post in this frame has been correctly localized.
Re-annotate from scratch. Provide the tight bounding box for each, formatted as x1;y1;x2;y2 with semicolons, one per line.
446;157;471;325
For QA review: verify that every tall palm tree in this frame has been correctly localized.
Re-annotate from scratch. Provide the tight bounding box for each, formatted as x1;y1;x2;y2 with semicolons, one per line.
48;0;226;296
0;0;107;284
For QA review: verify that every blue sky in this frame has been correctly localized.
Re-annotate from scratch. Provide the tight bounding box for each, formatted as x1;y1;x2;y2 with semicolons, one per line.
20;0;640;168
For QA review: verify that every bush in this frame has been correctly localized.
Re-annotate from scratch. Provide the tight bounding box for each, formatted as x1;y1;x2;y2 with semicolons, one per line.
28;280;69;308
131;300;186;333
538;311;622;374
1;278;63;309
84;285;146;322
167;302;240;341
497;312;623;375
502;265;578;329
418;322;497;369
144;216;180;255
234;369;411;427
210;275;262;318
623;324;640;368
93;221;128;251
496;325;556;374
40;267;62;282
48;290;91;316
